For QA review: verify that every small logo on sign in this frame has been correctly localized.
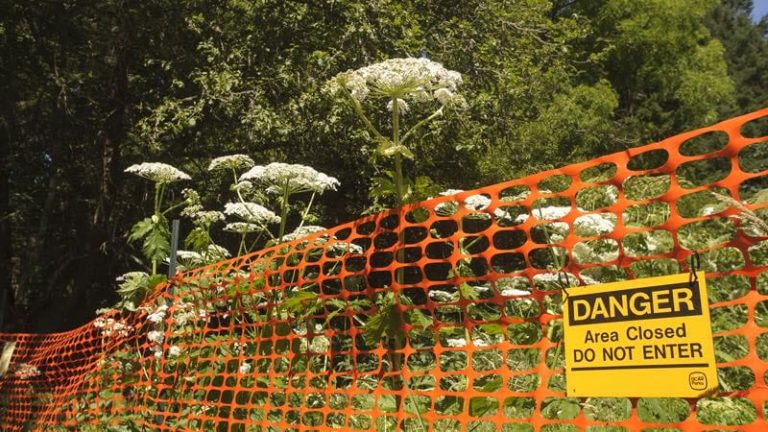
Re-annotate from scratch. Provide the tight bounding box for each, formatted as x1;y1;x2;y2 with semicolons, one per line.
689;372;707;390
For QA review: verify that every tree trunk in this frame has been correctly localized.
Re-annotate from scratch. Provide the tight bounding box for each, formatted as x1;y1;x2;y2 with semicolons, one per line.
0;106;13;331
76;0;130;323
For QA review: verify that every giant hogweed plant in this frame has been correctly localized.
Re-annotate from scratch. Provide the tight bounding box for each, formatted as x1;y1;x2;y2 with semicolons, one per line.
118;157;339;310
48;157;345;430
324;58;466;375
119;163;192;309
327;57;465;210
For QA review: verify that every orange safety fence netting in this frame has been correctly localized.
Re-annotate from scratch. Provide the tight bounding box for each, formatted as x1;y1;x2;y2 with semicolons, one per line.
2;109;768;431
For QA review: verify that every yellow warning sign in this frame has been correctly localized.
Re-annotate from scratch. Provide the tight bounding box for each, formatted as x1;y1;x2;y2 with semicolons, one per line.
563;272;718;397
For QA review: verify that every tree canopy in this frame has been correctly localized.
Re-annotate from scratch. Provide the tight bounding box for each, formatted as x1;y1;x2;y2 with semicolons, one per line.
0;0;764;331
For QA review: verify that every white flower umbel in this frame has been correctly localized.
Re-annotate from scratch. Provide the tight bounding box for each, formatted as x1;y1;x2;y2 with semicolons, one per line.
224;202;280;224
147;330;164;344
445;338;467;348
281;225;327;242
533;205;572;220
240;163;339;195
328;59;464;207
208;154;255;172
125;162;191;184
93;317;133;338
327;241;364;255
189;210;225;226
224;222;262;234
168;345;182;357
439;189;465;196
464;194;491;211
329;57;462;102
239;362;252;374
146;305;169;323
206;244;231;260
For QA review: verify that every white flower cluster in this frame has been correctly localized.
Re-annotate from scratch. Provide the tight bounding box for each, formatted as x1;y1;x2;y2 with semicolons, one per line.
501;288;533;297
308;335;330;353
93;317;133;338
176;244;230;267
14;363;41;380
208;154;255;172
206;244;231;260
188;210;225;226
327;241;364;255
168;345;182;357
330;57;463;105
445;338;467;348
115;271;149;284
125;162;191;184
574;214;616;235
180;189;226;229
145;329;166;358
464;194;491;211
439;189;464;196
534;205;572;220
240;163;339;195
147;330;164;344
281;225;327;242
428;290;455;303
224;202;280;225
224;222;262;234
146;304;169;324
239;362;252;374
176;250;203;263
172;300;210;326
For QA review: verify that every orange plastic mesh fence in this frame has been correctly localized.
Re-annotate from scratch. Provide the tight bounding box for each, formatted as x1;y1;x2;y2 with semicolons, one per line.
2;109;768;431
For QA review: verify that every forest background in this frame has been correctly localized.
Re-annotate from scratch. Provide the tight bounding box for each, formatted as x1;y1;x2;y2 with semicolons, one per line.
0;0;766;332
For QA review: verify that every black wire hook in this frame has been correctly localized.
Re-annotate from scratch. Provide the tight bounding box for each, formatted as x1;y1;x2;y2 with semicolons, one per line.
558;269;572;301
689;251;701;287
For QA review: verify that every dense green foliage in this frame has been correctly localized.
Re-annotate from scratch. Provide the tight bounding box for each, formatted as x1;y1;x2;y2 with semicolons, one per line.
0;0;765;331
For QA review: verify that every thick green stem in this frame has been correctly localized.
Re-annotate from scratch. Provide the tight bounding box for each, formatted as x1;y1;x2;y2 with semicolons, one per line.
390;97;406;375
151;183;164;276
344;91;385;141
394;155;404;207
401;106;443;144
278;180;290;242
392;98;405;206
238;233;247;256
296;192;316;231
232;169;246;204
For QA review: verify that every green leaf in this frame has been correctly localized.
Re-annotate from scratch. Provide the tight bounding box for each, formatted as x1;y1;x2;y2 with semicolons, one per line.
479;323;505;335
459;282;481;300
403;308;433;327
362;292;405;345
469;397;497;417
749;189;768;205
116;273;150;295
128;218;154;243
281;290;321;322
143;217;171;263
184;227;211;251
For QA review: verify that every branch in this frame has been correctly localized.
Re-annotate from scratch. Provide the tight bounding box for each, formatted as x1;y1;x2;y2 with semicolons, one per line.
401;106;444;144
342;89;386;141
